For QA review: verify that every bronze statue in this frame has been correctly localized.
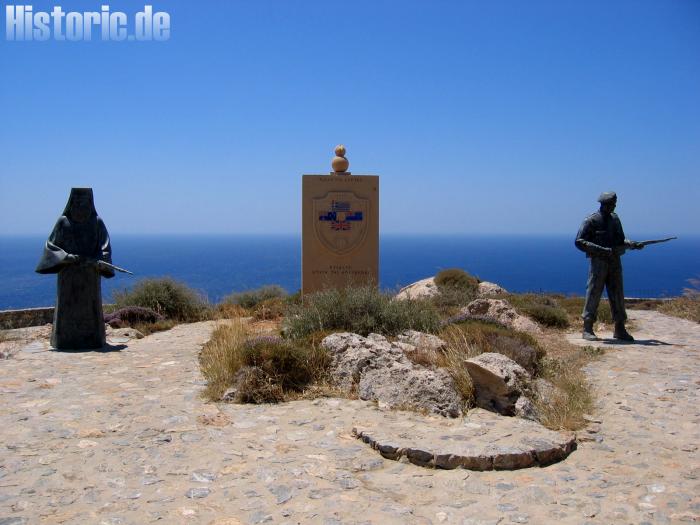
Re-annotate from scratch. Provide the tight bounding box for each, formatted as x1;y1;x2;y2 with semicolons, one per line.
36;188;115;350
575;192;643;341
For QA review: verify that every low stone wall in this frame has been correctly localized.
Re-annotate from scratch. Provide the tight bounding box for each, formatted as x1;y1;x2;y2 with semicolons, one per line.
0;305;118;330
0;307;54;330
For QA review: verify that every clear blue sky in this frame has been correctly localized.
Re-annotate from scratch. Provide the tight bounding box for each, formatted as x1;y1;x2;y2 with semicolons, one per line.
1;0;698;235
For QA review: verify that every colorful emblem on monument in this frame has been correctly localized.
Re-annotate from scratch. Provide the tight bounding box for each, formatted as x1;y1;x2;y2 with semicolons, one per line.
313;192;369;255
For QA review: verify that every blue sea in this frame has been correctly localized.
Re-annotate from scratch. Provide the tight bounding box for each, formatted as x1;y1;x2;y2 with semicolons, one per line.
0;234;698;310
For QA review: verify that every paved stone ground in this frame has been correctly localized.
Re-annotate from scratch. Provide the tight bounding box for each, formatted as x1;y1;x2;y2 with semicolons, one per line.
0;309;698;525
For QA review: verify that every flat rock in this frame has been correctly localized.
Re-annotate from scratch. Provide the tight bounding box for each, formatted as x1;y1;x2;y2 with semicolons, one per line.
353;408;576;470
464;352;532;416
461;299;541;334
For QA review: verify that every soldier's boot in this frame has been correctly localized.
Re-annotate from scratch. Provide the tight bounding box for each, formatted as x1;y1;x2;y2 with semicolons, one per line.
613;321;634;342
582;319;598;341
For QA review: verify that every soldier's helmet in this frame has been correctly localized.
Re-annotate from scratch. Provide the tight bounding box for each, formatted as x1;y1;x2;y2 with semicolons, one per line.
597;192;617;204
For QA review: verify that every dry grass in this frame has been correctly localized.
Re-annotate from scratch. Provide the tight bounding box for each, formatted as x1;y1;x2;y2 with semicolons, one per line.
657;297;700;323
427;320;599;431
196;288;602;431
439;326;480;408
199;320;249;401
252;298;286;321
399;325;478;411
214;303;248;319
199;321;331;403
531;331;602;430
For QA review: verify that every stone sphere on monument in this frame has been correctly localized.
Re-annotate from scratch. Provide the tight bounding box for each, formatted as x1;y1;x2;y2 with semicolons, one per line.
332;144;349;173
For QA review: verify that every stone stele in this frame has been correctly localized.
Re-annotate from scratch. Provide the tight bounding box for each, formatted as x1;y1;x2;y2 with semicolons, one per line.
302;145;379;294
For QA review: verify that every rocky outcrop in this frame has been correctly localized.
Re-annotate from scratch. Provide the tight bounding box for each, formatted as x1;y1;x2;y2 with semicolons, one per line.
321;332;462;417
464;352;536;419
461;298;541;334
395;278;438;301
478;281;508;296
396;277;507;301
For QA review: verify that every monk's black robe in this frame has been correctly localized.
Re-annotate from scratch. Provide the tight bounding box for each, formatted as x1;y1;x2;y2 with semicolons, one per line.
36;215;115;349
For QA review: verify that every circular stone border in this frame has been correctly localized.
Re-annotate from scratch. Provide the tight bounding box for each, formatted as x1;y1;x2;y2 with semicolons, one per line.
352;408;577;470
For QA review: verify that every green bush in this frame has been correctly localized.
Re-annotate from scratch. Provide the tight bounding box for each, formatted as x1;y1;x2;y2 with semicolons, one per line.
113;277;208;322
223;285;287;309
507;294;571;328
283;285;441;339
433;268;480;312
435;268;480;292
523;304;569;328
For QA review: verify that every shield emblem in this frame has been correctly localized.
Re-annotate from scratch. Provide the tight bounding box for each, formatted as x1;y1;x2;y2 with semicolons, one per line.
313;191;369;255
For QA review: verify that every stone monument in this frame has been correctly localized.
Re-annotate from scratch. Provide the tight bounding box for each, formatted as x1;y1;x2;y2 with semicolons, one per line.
302;145;379;295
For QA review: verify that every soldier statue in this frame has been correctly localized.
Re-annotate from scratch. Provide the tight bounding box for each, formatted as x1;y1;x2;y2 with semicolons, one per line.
575;192;644;341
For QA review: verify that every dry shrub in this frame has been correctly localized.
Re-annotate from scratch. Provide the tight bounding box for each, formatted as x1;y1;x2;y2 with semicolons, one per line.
215;303;248;319
232;366;285;404
199;322;330;403
252;298;286;321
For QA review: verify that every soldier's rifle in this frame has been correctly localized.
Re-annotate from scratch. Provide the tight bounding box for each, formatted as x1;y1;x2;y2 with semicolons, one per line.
613;236;677;256
74;256;134;275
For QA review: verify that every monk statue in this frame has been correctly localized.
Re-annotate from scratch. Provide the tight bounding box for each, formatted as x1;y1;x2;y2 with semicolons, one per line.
36;188;115;349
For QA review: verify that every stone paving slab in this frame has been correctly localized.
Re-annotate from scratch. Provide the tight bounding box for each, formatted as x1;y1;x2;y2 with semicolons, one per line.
0;311;698;524
353;408;576;470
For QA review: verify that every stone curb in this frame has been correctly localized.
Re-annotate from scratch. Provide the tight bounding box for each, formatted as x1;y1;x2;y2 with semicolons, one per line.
352;409;577;471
